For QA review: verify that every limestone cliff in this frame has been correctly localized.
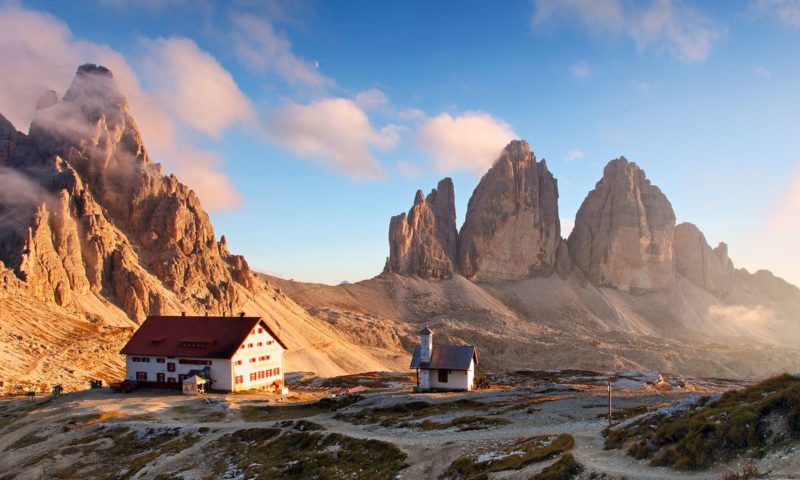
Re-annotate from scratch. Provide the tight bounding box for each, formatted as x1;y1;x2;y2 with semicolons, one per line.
386;178;458;279
0;64;253;321
458;140;560;281
568;157;675;290
673;222;734;298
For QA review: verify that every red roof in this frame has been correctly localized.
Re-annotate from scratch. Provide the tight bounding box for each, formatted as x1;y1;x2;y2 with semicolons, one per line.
120;316;288;359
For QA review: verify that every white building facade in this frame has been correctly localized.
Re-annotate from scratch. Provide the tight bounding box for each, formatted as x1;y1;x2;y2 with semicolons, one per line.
410;327;477;392
121;315;287;393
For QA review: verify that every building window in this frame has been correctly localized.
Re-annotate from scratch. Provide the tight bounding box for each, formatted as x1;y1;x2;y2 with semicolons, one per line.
235;375;243;385
236;360;242;365
257;342;263;347
179;341;210;348
258;328;263;334
168;377;176;383
156;358;165;363
438;369;448;383
178;359;211;365
157;373;165;383
178;374;187;382
248;343;253;348
258;371;265;379
275;368;280;375
135;372;147;381
249;358;256;363
167;362;175;372
267;341;274;345
249;373;256;382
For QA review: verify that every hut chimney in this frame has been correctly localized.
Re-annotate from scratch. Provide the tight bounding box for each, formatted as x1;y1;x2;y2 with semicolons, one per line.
420;325;433;363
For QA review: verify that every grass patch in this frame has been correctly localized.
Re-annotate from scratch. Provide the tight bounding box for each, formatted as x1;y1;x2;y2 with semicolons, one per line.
336;398;489;428
0;398;53;432
597;404;650;422
276;419;325;431
418;415;511;431
531;453;584;480
494;395;563;414
167;403;226;422
318;372;414;389
208;427;407;479
440;433;574;479
604;374;800;470
241;395;363;421
5;430;48;450
63;410;120;431
513;370;603;383
56;425;203;479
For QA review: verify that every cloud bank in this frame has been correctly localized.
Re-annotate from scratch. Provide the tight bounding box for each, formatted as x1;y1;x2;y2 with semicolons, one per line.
0;5;247;212
532;0;720;62
417;112;517;174
266;97;401;179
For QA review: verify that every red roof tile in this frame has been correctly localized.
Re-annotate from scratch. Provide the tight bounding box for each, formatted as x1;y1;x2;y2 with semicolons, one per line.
120;316;287;359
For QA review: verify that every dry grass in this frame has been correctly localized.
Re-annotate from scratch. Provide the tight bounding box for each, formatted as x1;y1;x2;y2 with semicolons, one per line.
206;427;407;479
335;398;490;429
604;374;800;470
240;395;364;421
440;434;575;480
531;453;583;480
62;410;120;431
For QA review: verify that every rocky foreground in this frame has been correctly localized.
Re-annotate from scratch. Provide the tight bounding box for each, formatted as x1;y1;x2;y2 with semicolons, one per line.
1;371;796;480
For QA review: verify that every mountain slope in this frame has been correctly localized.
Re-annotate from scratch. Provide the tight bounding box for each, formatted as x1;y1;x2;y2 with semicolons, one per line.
0;65;403;391
271;142;800;380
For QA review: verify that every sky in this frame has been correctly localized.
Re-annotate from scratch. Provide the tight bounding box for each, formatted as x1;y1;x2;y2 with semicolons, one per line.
1;0;799;285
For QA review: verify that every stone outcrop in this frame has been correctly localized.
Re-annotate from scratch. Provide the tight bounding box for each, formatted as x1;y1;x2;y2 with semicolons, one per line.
673;222;734;298
385;178;458;279
568;157;675;290
0;64;254;321
458;140;560;281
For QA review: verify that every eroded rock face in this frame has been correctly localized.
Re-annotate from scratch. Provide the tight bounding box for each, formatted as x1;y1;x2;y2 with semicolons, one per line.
0;64;254;321
568;157;675;290
386;178;458;279
458;140;560;281
673;223;734;298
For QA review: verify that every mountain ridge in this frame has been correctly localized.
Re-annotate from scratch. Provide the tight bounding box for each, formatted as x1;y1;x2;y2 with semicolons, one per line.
1;64;798;390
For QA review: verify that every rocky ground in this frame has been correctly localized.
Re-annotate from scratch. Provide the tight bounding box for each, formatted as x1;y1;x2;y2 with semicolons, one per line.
2;370;795;480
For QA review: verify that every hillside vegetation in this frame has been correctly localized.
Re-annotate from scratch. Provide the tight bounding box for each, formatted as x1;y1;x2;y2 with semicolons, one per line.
604;373;800;470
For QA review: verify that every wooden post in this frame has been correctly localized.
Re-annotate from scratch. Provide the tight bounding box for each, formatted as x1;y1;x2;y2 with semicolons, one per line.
607;377;612;426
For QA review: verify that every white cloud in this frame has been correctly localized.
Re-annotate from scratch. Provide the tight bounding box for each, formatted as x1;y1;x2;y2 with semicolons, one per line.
570;60;593;79
533;0;626;33
417;112;517;174
354;88;390;111
230;13;331;87
637;80;654;93
0;5;244;212
396;160;424;178
266;97;401;179
560;218;575;237
754;66;772;78
565;149;585;162
532;0;720;62
140;37;254;138
755;0;800;27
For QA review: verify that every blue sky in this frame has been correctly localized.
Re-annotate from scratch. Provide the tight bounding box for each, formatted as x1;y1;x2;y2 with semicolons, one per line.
2;0;799;285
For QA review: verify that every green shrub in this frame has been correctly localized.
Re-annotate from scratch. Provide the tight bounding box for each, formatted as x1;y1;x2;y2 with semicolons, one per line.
531;453;583;480
604;374;800;470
